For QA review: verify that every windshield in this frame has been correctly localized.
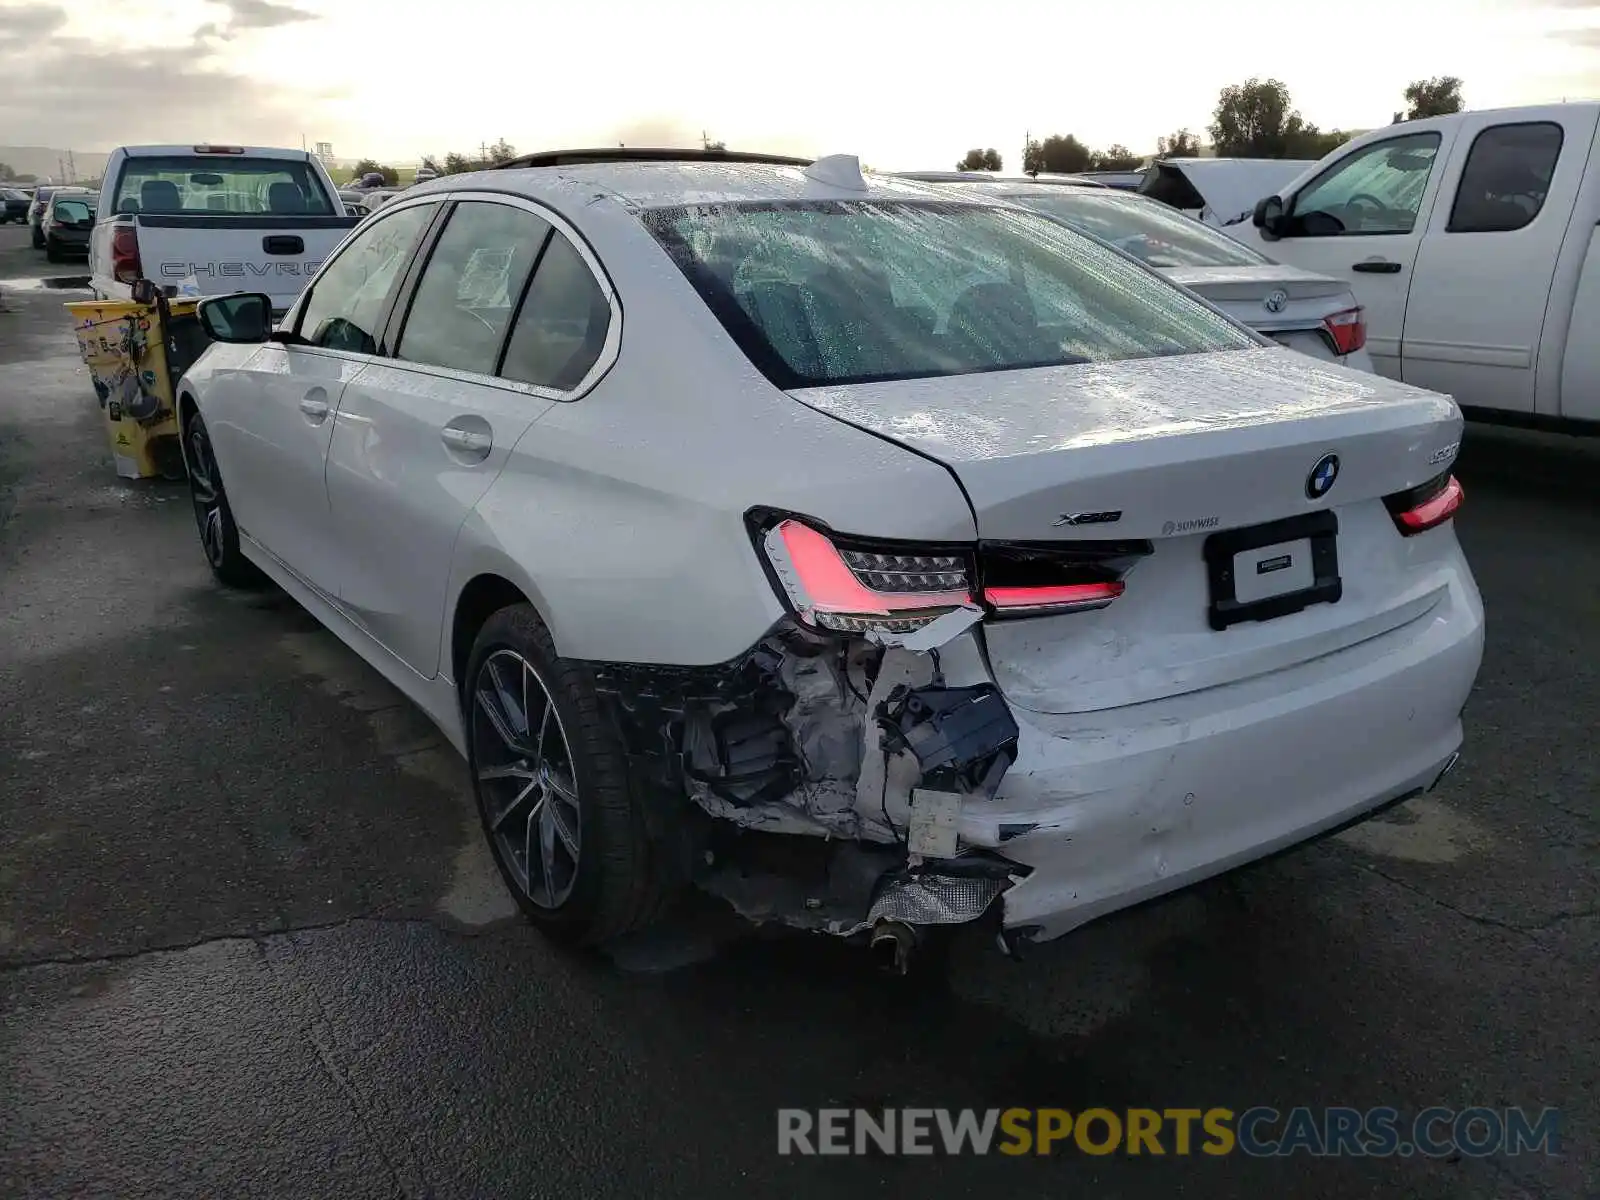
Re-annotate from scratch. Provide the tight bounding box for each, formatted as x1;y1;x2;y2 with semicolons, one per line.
643;200;1253;388
1001;191;1271;268
112;155;334;216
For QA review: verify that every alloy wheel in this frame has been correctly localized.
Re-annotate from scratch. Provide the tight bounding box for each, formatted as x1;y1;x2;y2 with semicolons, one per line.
187;422;226;568
471;649;583;908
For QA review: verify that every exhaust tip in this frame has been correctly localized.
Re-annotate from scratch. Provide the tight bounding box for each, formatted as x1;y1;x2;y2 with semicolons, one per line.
1429;751;1462;792
869;921;917;975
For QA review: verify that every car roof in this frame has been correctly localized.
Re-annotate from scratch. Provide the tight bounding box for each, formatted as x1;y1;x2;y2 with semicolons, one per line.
409;151;967;212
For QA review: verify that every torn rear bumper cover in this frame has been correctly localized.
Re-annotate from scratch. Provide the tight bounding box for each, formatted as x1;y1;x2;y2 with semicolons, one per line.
586;618;1029;942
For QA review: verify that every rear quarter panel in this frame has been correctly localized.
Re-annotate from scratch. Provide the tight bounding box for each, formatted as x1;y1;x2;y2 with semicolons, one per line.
444;198;976;670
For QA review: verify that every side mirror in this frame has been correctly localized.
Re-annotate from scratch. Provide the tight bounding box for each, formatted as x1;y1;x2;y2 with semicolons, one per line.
1253;194;1287;237
197;292;273;343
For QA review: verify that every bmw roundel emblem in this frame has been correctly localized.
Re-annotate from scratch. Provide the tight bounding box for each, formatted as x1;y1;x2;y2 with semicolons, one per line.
1307;453;1341;499
1264;289;1289;314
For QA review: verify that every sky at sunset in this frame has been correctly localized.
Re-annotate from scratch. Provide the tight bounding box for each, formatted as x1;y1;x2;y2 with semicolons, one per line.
3;0;1599;168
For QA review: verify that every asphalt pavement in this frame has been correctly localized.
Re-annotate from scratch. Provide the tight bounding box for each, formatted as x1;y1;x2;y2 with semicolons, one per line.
1;221;1596;1199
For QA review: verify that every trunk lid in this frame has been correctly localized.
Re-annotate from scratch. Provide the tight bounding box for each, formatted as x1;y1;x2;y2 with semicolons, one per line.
791;347;1458;542
791;347;1465;714
1163;264;1350;336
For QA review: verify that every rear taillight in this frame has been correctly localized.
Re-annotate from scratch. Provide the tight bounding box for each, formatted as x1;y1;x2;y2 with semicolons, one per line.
1384;472;1464;536
1323;306;1366;356
110;226;141;284
984;581;1124;615
753;513;1149;633
977;539;1148;617
760;519;974;634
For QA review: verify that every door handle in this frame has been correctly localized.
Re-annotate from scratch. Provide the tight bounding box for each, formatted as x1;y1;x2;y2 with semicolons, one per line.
1352;259;1402;274
441;425;492;458
298;393;330;422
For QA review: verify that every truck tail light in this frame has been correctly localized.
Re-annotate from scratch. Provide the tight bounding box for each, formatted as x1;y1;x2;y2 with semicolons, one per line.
110;226;141;284
1384;472;1464;536
193;145;245;154
1323;306;1367;356
758;518;974;635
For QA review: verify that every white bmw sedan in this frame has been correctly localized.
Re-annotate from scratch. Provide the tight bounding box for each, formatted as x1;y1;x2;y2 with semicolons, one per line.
179;150;1483;958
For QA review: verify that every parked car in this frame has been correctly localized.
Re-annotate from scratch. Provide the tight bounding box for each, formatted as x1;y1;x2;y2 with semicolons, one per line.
88;145;359;316
934;179;1373;371
29;185;90;247
896;170;1108;189
2;187;31;223
42;191;97;262
1235;102;1600;429
1077;169;1147;191
1142;157;1319;227
175;148;1482;959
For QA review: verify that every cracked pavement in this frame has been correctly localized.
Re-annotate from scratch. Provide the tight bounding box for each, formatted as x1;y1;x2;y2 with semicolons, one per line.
1;225;1596;1198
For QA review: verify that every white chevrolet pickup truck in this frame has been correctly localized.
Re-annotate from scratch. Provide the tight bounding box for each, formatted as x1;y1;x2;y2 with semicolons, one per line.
89;145;360;317
1235;103;1600;430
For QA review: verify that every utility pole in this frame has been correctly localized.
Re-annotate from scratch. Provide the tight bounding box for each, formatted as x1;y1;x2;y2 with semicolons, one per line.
66;150;76;182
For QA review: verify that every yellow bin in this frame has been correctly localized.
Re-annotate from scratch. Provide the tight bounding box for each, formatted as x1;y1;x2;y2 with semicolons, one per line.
65;297;202;481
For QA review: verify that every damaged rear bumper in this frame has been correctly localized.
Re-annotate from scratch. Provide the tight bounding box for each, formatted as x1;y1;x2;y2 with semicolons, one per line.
586;568;1483;953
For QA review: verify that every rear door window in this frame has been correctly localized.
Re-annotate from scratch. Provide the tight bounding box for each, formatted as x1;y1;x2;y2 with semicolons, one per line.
643;200;1253;388
112;155;335;216
395;201;553;376
1446;122;1564;233
499;234;612;390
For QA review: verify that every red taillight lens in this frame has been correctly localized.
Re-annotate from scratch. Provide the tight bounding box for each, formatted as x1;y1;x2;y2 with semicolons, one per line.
1384;473;1464;536
984;581;1125;614
1323;306;1367;356
754;515;1150;633
110;226;141;283
760;519;974;634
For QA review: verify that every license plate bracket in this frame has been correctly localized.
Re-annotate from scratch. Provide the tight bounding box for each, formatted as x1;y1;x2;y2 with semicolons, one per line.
1203;510;1341;631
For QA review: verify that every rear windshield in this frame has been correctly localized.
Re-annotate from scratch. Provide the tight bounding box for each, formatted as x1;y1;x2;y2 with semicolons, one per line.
112;155;334;216
642;200;1253;388
1001;191;1271;269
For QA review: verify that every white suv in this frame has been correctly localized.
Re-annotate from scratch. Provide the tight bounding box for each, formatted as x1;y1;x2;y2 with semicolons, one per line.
179;149;1484;959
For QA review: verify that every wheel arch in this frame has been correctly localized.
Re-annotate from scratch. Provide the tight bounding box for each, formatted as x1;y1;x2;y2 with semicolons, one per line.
446;550;562;698
176;387;200;471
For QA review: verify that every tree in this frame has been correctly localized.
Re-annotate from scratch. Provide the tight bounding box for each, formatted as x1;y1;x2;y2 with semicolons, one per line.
420;156;442;173
1156;129;1200;159
1023;134;1092;176
705;140;727;152
0;160;14;180
1209;78;1310;158
1402;76;1464;121
486;139;516;165
443;151;475;175
1289;125;1353;159
956;147;1002;171
1090;144;1140;171
349;158;398;186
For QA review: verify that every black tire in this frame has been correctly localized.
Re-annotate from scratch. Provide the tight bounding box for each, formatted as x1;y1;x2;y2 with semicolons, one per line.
183;408;265;588
464;604;682;945
44;238;61;263
30;225;44;249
